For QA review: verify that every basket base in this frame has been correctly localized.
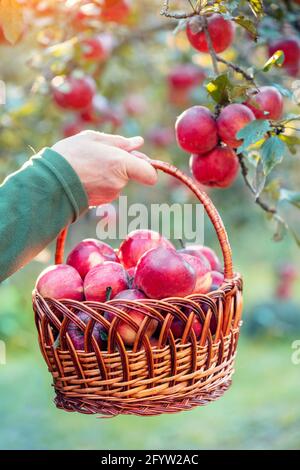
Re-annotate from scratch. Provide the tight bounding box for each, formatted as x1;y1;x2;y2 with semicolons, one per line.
54;381;232;417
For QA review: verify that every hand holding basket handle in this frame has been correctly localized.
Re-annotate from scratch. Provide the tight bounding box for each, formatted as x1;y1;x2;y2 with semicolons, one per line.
33;159;242;418
56;160;234;279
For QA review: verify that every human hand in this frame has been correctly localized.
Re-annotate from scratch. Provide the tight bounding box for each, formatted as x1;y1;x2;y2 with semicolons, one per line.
52;130;158;205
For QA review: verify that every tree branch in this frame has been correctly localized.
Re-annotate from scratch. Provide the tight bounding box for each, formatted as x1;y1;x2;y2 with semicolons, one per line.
238;154;277;215
160;0;197;19
215;55;257;85
202;16;219;76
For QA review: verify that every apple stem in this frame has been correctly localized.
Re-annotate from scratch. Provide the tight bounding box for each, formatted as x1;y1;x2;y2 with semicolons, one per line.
201;16;219;76
179;239;186;249
105;287;113;302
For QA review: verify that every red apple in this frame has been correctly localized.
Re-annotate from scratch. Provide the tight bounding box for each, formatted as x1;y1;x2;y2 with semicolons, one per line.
179;245;222;272
149;337;160;347
80;95;110;124
200;302;218;335
180;253;212;294
84;262;128;302
106;289;157;346
186;14;235;54
245;86;284;120
36;264;84;300
127;266;136;277
168;64;206;91
170;314;203;340
217;104;255;148
52;74;96;110
67;311;106;350
190;146;239;188
175;106;218;154
134;247;196;299
210;271;224;291
81;33;114;61
118;229;175;270
200;246;222;271
269;37;300;77
67;239;118;279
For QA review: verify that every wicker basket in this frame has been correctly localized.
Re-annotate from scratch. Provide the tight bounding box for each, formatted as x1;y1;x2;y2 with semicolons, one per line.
32;160;243;417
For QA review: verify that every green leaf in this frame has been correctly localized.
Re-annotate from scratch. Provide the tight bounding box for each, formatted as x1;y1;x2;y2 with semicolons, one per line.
272;214;287;242
206;73;231;104
264;178;281;202
237;119;271;154
246;150;260;167
233;15;258;40
263;51;285;72
248;0;264;17
278;134;300;154
279;189;300;209
252;159;266;197
272;83;292;98
229;84;251;103
261;136;285;175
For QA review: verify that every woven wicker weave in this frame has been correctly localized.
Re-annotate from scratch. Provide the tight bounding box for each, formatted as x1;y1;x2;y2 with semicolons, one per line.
32;160;243;417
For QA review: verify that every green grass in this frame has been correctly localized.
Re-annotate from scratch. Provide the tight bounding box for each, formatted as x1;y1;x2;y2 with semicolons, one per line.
0;337;299;450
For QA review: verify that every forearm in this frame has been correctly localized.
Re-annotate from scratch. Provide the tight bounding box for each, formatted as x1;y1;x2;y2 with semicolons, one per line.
0;148;88;282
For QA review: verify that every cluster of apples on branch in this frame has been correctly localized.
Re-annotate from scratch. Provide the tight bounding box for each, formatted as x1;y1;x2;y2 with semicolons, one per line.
35;229;224;349
173;13;285;189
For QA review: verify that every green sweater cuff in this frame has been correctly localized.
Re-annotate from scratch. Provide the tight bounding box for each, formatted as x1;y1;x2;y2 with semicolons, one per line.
38;147;89;219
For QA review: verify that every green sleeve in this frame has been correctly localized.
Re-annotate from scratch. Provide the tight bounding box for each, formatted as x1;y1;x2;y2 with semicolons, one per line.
0;147;88;282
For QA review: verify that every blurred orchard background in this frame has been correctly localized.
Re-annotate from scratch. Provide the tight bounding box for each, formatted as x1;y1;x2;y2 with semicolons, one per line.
0;0;300;450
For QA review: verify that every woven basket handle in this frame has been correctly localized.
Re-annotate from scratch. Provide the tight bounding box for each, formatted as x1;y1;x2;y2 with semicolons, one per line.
55;160;234;280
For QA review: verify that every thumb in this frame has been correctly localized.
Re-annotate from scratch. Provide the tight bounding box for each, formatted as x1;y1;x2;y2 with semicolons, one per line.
124;152;158;186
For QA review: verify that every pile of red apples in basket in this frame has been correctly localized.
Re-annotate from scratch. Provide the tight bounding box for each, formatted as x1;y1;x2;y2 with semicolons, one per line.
36;230;224;349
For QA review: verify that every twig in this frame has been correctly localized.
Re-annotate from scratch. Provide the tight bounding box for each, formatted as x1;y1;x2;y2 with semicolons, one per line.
284;126;300;132
215;55;257;85
202;16;219;75
160;0;197;19
187;0;196;12
238;154;277;215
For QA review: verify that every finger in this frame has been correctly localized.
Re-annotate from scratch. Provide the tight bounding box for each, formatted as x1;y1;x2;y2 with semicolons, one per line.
124;152;158;186
131;150;152;162
86;131;144;151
